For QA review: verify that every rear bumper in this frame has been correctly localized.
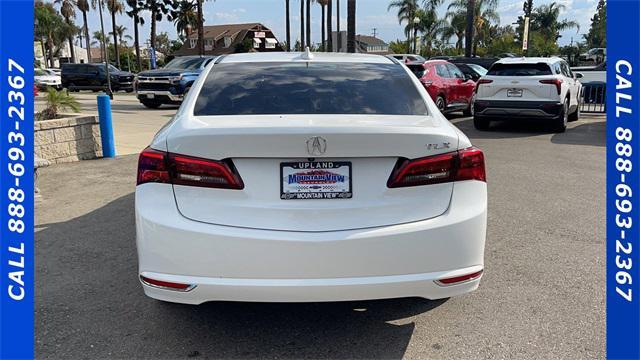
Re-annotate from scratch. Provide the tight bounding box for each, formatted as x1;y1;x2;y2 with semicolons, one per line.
474;100;563;119
135;181;487;304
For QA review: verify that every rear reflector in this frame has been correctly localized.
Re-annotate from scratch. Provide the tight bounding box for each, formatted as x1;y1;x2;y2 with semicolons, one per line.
436;270;483;285
137;147;244;189
140;275;195;291
387;146;486;188
477;79;493;85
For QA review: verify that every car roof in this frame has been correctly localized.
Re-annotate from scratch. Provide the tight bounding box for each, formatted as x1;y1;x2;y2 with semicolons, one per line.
218;52;395;64
494;57;562;64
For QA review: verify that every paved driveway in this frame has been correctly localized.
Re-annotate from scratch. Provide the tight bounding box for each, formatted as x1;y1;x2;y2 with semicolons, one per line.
36;113;605;359
36;92;178;155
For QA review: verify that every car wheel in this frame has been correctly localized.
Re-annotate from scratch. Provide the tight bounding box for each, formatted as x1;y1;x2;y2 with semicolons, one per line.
68;83;78;92
473;116;490;131
435;96;446;113
141;101;162;109
554;98;569;133
463;94;475;116
126;89;134;93
569;97;581;122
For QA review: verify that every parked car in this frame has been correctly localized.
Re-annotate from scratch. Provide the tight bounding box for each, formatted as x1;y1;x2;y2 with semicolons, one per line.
405;60;476;115
455;63;488;82
474;57;583;132
61;63;135;92
135;55;217;108
389;54;427;63
432;56;500;70
579;47;606;64
135;52;487;304
48;68;62;76
34;68;62;90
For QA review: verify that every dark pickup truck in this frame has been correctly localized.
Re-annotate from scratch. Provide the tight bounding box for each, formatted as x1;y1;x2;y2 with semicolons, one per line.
61;63;135;92
135;55;217;109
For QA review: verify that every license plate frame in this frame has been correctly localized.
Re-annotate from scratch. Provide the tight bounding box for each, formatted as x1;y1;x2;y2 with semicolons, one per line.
280;161;352;200
507;88;523;97
146;93;155;99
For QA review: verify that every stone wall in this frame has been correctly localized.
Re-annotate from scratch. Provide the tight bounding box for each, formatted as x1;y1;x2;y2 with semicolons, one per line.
35;114;103;164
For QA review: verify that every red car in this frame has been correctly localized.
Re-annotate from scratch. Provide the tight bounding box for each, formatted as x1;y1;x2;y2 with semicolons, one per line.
406;60;476;115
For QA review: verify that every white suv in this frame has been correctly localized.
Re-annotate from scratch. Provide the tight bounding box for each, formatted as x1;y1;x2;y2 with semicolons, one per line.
473;57;583;132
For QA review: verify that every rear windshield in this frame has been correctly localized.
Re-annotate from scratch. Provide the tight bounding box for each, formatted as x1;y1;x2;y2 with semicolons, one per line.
487;63;552;76
194;62;428;116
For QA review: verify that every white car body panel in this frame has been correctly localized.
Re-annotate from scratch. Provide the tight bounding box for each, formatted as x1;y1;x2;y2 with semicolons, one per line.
135;52;487;303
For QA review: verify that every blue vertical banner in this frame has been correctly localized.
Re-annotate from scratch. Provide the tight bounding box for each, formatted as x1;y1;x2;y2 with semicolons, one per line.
607;0;640;359
0;0;35;358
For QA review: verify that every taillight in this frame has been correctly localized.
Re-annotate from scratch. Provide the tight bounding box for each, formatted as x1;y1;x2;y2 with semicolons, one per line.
436;270;483;285
539;78;563;95
387;147;485;188
140;275;194;291
137;148;170;185
477;79;493;85
136;147;244;189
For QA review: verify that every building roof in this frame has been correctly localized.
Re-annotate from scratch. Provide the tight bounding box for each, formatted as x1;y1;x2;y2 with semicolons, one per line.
355;34;388;47
188;23;263;41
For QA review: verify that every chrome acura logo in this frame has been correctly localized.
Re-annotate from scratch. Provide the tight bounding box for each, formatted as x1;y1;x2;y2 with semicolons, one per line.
306;136;327;155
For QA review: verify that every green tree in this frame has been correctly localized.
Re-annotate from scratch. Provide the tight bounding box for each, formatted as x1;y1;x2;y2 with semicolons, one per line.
41;87;80;120
76;0;93;62
54;0;77;63
388;0;419;52
173;0;198;37
125;0;145;73
448;0;499;56
35;1;77;67
414;8;446;57
443;10;466;54
106;0;124;68
531;2;579;43
388;39;410;54
584;0;606;48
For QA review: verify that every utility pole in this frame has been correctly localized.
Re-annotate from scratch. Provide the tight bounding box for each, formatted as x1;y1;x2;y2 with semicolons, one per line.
346;0;355;53
336;0;340;52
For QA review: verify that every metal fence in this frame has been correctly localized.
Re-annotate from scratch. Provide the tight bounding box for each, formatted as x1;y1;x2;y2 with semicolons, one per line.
581;82;606;113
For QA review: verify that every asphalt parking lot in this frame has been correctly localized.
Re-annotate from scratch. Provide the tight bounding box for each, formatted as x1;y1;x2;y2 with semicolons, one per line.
36;94;605;359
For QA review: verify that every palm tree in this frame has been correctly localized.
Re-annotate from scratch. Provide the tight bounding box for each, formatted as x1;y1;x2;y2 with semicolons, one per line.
125;0;144;71
318;0;328;50
300;0;305;48
76;0;92;62
106;0;124;67
414;8;446;57
448;0;499;56
444;10;466;53
173;0;198;37
346;0;355;52
532;2;579;43
285;0;291;51
326;0;332;51
54;0;76;63
388;0;418;52
306;0;311;47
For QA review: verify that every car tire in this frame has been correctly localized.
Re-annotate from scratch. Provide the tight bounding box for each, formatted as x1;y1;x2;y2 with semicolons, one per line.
473;116;490;131
568;97;581;122
435;95;446;113
126;89;134;93
554;98;569;133
141;101;162;109
463;94;475;116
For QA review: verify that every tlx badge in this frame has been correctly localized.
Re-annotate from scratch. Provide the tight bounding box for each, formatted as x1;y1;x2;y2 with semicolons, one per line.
426;142;451;150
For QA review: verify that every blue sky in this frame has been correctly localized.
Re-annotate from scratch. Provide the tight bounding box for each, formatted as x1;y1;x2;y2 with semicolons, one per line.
59;0;599;48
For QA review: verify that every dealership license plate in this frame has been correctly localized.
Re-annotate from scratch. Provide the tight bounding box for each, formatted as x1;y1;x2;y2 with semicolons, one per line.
507;88;523;97
280;161;352;200
146;93;155;99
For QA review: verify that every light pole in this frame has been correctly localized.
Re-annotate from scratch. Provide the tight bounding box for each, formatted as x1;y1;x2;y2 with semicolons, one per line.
413;16;420;54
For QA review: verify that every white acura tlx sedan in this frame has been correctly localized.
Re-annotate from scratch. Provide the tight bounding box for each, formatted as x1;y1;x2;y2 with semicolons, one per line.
135;51;487;304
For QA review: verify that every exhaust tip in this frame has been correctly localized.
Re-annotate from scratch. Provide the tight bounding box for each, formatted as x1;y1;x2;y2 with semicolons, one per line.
140;275;196;292
435;270;483;286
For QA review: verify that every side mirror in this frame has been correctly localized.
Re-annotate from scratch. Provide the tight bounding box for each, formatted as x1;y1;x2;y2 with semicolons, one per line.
575;72;584;79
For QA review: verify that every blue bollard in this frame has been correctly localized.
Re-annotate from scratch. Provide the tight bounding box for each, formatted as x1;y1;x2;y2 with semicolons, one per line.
97;94;116;158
